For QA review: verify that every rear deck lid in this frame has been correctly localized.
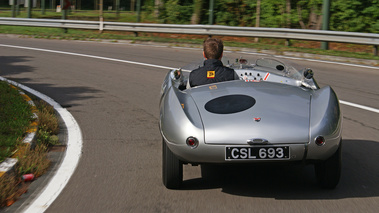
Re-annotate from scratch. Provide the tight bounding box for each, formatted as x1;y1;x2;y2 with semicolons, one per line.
188;81;311;145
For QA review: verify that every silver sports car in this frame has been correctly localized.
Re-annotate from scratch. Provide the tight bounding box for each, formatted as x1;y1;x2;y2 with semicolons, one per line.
159;57;342;189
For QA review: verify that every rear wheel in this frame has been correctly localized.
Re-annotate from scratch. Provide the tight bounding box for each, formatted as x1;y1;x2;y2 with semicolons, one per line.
314;140;342;189
162;138;183;189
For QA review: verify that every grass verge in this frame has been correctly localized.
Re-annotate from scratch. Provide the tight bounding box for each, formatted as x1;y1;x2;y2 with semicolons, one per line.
0;81;32;162
0;9;149;23
0;81;59;208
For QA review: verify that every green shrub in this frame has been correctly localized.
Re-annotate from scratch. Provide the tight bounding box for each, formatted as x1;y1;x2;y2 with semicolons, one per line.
16;144;50;178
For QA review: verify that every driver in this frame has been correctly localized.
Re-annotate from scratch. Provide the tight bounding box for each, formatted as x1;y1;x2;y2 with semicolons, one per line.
189;38;238;87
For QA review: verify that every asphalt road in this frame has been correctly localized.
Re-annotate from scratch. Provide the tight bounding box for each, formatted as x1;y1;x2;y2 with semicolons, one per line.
1;35;379;213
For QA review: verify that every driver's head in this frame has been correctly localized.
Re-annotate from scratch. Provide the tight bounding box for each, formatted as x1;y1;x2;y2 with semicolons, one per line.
203;38;223;60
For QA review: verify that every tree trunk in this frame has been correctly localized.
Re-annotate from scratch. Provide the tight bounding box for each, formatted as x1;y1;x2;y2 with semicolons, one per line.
256;0;261;27
131;0;135;11
308;5;317;29
255;0;261;42
286;0;291;28
191;0;203;24
316;14;323;30
155;0;163;18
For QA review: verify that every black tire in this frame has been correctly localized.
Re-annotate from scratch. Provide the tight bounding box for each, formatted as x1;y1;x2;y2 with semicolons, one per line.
162;138;183;189
314;140;342;189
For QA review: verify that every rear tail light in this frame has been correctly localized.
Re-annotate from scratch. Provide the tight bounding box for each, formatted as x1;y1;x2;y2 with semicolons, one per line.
315;136;325;146
186;137;199;148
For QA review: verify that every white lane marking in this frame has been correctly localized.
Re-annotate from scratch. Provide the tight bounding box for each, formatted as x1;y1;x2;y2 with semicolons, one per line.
0;44;176;70
0;76;83;213
340;100;379;114
2;43;379;114
238;51;379;70
0;42;378;210
2;42;379;108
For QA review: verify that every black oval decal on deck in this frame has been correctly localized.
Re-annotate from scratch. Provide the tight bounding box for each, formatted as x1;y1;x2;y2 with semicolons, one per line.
205;95;256;114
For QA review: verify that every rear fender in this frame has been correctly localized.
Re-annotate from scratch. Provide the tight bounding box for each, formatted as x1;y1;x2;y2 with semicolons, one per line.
160;86;204;150
307;86;342;160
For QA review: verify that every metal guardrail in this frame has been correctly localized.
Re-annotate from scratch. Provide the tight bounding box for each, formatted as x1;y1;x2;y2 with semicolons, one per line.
1;17;378;55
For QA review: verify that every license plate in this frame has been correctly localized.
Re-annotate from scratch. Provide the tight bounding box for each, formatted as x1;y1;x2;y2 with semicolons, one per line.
225;146;289;160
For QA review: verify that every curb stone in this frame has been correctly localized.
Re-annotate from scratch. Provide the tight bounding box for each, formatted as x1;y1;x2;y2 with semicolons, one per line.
0;83;38;178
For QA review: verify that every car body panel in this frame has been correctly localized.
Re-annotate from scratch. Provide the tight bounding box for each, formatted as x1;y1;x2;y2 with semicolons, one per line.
188;81;311;145
159;57;342;164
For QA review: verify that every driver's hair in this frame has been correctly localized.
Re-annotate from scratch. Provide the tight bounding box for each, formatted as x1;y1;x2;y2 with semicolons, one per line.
203;38;223;59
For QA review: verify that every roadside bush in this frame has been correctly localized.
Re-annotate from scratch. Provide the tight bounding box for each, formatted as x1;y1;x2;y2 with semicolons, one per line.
35;100;60;146
16;144;50;178
0;173;18;207
0;143;50;207
37;109;59;135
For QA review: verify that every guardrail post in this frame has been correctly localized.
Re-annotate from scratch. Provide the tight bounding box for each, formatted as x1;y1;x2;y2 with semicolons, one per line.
374;45;378;56
285;39;291;46
99;16;104;33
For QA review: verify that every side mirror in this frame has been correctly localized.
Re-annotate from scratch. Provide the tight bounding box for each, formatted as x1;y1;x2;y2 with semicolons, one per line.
173;69;182;79
303;68;314;79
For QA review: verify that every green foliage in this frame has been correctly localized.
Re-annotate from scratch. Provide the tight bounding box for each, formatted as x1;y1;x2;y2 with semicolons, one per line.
0;89;53;207
36;127;59;146
215;0;242;26
260;0;286;28
35;100;60;146
16;144;50;177
36;101;59;135
159;0;378;32
0;81;32;162
2;1;378;32
161;0;194;24
330;0;379;33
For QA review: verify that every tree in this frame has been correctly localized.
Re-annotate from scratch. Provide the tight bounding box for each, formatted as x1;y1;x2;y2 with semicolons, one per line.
256;0;261;27
286;0;291;28
148;0;379;33
296;0;323;29
155;0;163;18
191;0;203;24
330;0;379;33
